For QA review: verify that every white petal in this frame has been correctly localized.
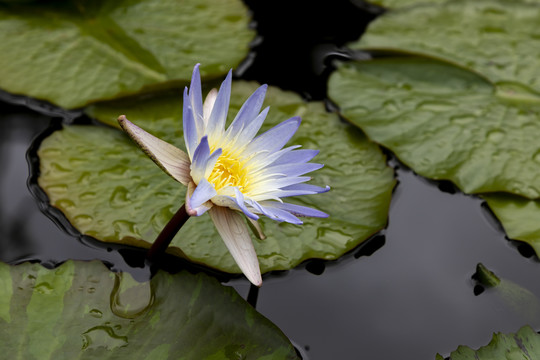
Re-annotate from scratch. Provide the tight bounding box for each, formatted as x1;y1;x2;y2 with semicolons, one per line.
209;207;262;286
203;88;218;122
118;116;191;185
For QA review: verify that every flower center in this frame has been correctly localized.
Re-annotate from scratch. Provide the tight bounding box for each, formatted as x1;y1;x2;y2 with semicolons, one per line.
207;151;249;191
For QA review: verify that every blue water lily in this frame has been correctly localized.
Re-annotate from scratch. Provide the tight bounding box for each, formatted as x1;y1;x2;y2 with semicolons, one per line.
118;64;329;286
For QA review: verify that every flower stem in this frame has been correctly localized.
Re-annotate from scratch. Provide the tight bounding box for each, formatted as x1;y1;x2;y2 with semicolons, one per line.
146;203;190;263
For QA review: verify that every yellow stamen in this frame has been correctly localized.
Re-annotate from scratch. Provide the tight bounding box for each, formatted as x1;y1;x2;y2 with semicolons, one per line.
208;150;249;191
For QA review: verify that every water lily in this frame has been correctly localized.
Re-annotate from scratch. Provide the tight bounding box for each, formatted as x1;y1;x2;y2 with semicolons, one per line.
118;64;329;286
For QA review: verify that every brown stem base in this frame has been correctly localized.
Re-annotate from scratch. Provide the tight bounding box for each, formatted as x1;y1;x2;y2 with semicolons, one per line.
146;203;190;263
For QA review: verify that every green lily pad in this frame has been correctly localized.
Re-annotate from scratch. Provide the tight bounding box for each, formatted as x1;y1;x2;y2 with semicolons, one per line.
0;0;254;109
365;0;447;9
37;82;396;274
0;260;298;359
436;325;540;360
483;194;540;256
352;0;540;93
327;57;540;198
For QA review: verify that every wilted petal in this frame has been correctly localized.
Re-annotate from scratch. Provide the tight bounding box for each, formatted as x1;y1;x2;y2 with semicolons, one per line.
209;206;262;286
118;115;191;185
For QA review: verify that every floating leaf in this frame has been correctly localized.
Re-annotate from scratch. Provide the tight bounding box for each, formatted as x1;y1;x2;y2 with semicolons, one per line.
483;194;540;256
37;82;395;274
352;0;540;93
473;263;540;321
0;260;298;359
0;0;254;108
327;57;540;198
436;325;540;360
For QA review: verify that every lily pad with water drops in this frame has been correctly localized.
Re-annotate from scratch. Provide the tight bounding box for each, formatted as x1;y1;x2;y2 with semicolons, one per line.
0;0;253;109
352;0;540;94
435;325;540;360
327;57;540;199
0;260;298;359
37;82;396;275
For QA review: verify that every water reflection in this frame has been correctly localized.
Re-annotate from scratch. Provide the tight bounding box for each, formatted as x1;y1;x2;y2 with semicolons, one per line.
236;166;540;360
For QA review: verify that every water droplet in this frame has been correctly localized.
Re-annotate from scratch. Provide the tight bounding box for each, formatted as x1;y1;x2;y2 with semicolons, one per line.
110;186;130;208
110;273;154;319
382;99;399;113
74;214;93;226
89;309;103;318
112;220;138;237
496;81;540;102
34;282;53;295
77;171;92;184
416;100;455;112
56;199;76;211
486;129;505;142
81;326;128;351
450;114;475;125
46;184;68;195
533;150;540;164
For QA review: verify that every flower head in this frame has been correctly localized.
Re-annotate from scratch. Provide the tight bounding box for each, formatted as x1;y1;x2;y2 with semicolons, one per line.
118;64;329;286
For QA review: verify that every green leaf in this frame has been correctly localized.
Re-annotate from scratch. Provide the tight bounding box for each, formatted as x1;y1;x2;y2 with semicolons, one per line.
0;260;298;359
38;82;396;274
327;57;540;198
483;194;540;256
0;0;254;109
352;0;540;93
440;325;540;360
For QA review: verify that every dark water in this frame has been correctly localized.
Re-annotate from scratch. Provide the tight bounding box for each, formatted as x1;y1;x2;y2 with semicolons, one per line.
2;1;540;359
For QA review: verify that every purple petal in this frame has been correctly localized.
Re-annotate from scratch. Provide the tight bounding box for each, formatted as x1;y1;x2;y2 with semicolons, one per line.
187;179;217;216
271;149;319;166
260;163;324;177
231;106;270;147
188;64;204;124
191;136;222;183
206;70;232;142
183;87;198;158
260;201;328;218
212;191;259;221
244;117;301;155
257;203;303;225
226;85;268;139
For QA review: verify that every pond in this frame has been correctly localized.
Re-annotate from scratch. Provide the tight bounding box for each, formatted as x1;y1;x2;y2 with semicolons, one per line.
2;0;540;359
